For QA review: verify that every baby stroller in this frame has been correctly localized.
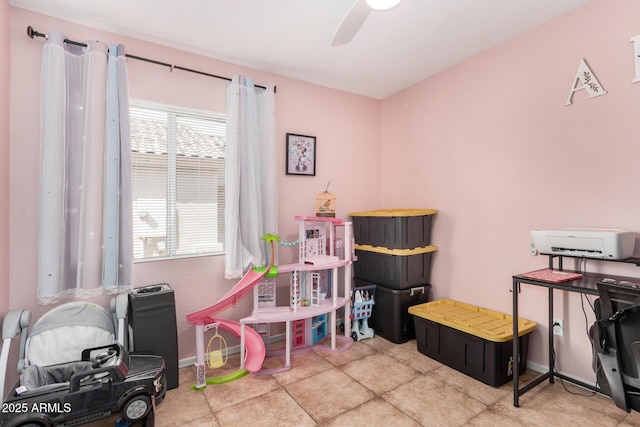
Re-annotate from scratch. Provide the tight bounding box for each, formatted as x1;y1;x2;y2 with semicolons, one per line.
0;296;166;427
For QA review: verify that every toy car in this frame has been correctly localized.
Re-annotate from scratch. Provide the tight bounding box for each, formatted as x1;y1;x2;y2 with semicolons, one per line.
0;343;166;427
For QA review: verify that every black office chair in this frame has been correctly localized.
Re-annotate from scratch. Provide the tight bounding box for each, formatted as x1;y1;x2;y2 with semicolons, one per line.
589;280;640;412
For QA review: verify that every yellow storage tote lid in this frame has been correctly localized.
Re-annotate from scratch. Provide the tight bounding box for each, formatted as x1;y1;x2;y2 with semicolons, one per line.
349;208;437;217
408;299;536;342
354;244;437;256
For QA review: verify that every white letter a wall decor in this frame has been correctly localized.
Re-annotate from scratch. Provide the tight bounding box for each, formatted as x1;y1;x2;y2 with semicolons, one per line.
565;58;607;105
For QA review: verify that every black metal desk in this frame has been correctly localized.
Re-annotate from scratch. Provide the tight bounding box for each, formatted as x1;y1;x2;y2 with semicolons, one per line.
511;260;640;407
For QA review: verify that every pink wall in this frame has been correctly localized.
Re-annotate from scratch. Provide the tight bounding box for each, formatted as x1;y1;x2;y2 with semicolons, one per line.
8;8;380;365
1;0;12;398
380;0;640;382
9;0;629;386
1;0;10;316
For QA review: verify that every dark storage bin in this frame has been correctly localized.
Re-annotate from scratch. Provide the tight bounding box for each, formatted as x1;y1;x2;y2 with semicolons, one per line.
349;209;436;249
409;299;537;387
363;281;431;344
129;283;179;389
354;245;436;289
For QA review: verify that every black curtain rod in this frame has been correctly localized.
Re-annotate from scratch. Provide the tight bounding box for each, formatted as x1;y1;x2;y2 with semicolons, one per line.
27;25;273;91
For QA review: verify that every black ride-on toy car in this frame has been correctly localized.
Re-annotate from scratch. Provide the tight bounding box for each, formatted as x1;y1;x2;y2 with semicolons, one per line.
0;343;166;427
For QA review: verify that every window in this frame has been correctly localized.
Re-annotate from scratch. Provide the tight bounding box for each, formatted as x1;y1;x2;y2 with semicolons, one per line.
130;100;225;260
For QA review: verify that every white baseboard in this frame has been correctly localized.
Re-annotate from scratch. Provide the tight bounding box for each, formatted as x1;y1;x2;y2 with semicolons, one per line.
525;360;597;389
526;360;546;374
180;341;597;391
178;332;286;369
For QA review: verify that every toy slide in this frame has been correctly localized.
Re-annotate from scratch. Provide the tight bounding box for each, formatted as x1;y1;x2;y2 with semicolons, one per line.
209;318;265;373
187;267;270;388
187;267;268;326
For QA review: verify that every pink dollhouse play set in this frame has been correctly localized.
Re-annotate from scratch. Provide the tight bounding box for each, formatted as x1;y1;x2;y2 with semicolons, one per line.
186;215;356;390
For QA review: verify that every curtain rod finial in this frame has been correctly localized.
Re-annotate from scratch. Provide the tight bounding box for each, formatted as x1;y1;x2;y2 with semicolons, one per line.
27;26;46;40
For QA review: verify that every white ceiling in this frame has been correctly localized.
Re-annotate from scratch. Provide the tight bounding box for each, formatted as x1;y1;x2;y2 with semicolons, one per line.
11;0;594;99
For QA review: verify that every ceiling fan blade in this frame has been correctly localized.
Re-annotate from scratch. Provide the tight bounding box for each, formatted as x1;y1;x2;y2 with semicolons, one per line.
331;0;371;47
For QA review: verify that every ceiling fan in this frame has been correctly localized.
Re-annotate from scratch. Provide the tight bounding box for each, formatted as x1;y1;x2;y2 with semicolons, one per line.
331;0;403;46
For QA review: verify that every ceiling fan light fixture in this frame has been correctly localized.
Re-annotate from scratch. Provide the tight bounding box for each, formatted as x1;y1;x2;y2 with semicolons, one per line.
365;0;402;11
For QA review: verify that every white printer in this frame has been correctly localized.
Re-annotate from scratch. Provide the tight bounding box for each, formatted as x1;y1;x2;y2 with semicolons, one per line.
531;228;636;260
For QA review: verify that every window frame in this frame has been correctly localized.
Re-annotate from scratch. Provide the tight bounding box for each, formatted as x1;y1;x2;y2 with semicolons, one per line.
129;99;226;263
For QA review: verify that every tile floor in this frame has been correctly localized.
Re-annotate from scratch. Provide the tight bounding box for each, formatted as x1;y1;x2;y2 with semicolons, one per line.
91;335;640;427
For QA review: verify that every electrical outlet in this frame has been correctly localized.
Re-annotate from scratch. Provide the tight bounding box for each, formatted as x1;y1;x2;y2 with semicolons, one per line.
553;318;564;337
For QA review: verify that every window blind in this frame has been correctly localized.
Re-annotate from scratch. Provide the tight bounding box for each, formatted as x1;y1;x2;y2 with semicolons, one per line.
130;102;225;260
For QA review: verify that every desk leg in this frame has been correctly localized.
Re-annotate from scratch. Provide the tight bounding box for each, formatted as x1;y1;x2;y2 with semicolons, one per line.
513;277;520;407
548;287;555;384
512;274;595;406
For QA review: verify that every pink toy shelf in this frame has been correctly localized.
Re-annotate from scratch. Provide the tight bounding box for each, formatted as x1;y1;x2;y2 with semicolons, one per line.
240;215;356;373
187;215;356;389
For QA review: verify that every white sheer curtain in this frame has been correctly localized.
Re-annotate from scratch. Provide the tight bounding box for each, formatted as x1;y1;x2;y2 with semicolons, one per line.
225;75;277;279
37;31;133;303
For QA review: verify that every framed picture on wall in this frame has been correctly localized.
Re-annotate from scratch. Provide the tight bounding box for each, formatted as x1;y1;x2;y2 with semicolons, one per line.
286;133;316;176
